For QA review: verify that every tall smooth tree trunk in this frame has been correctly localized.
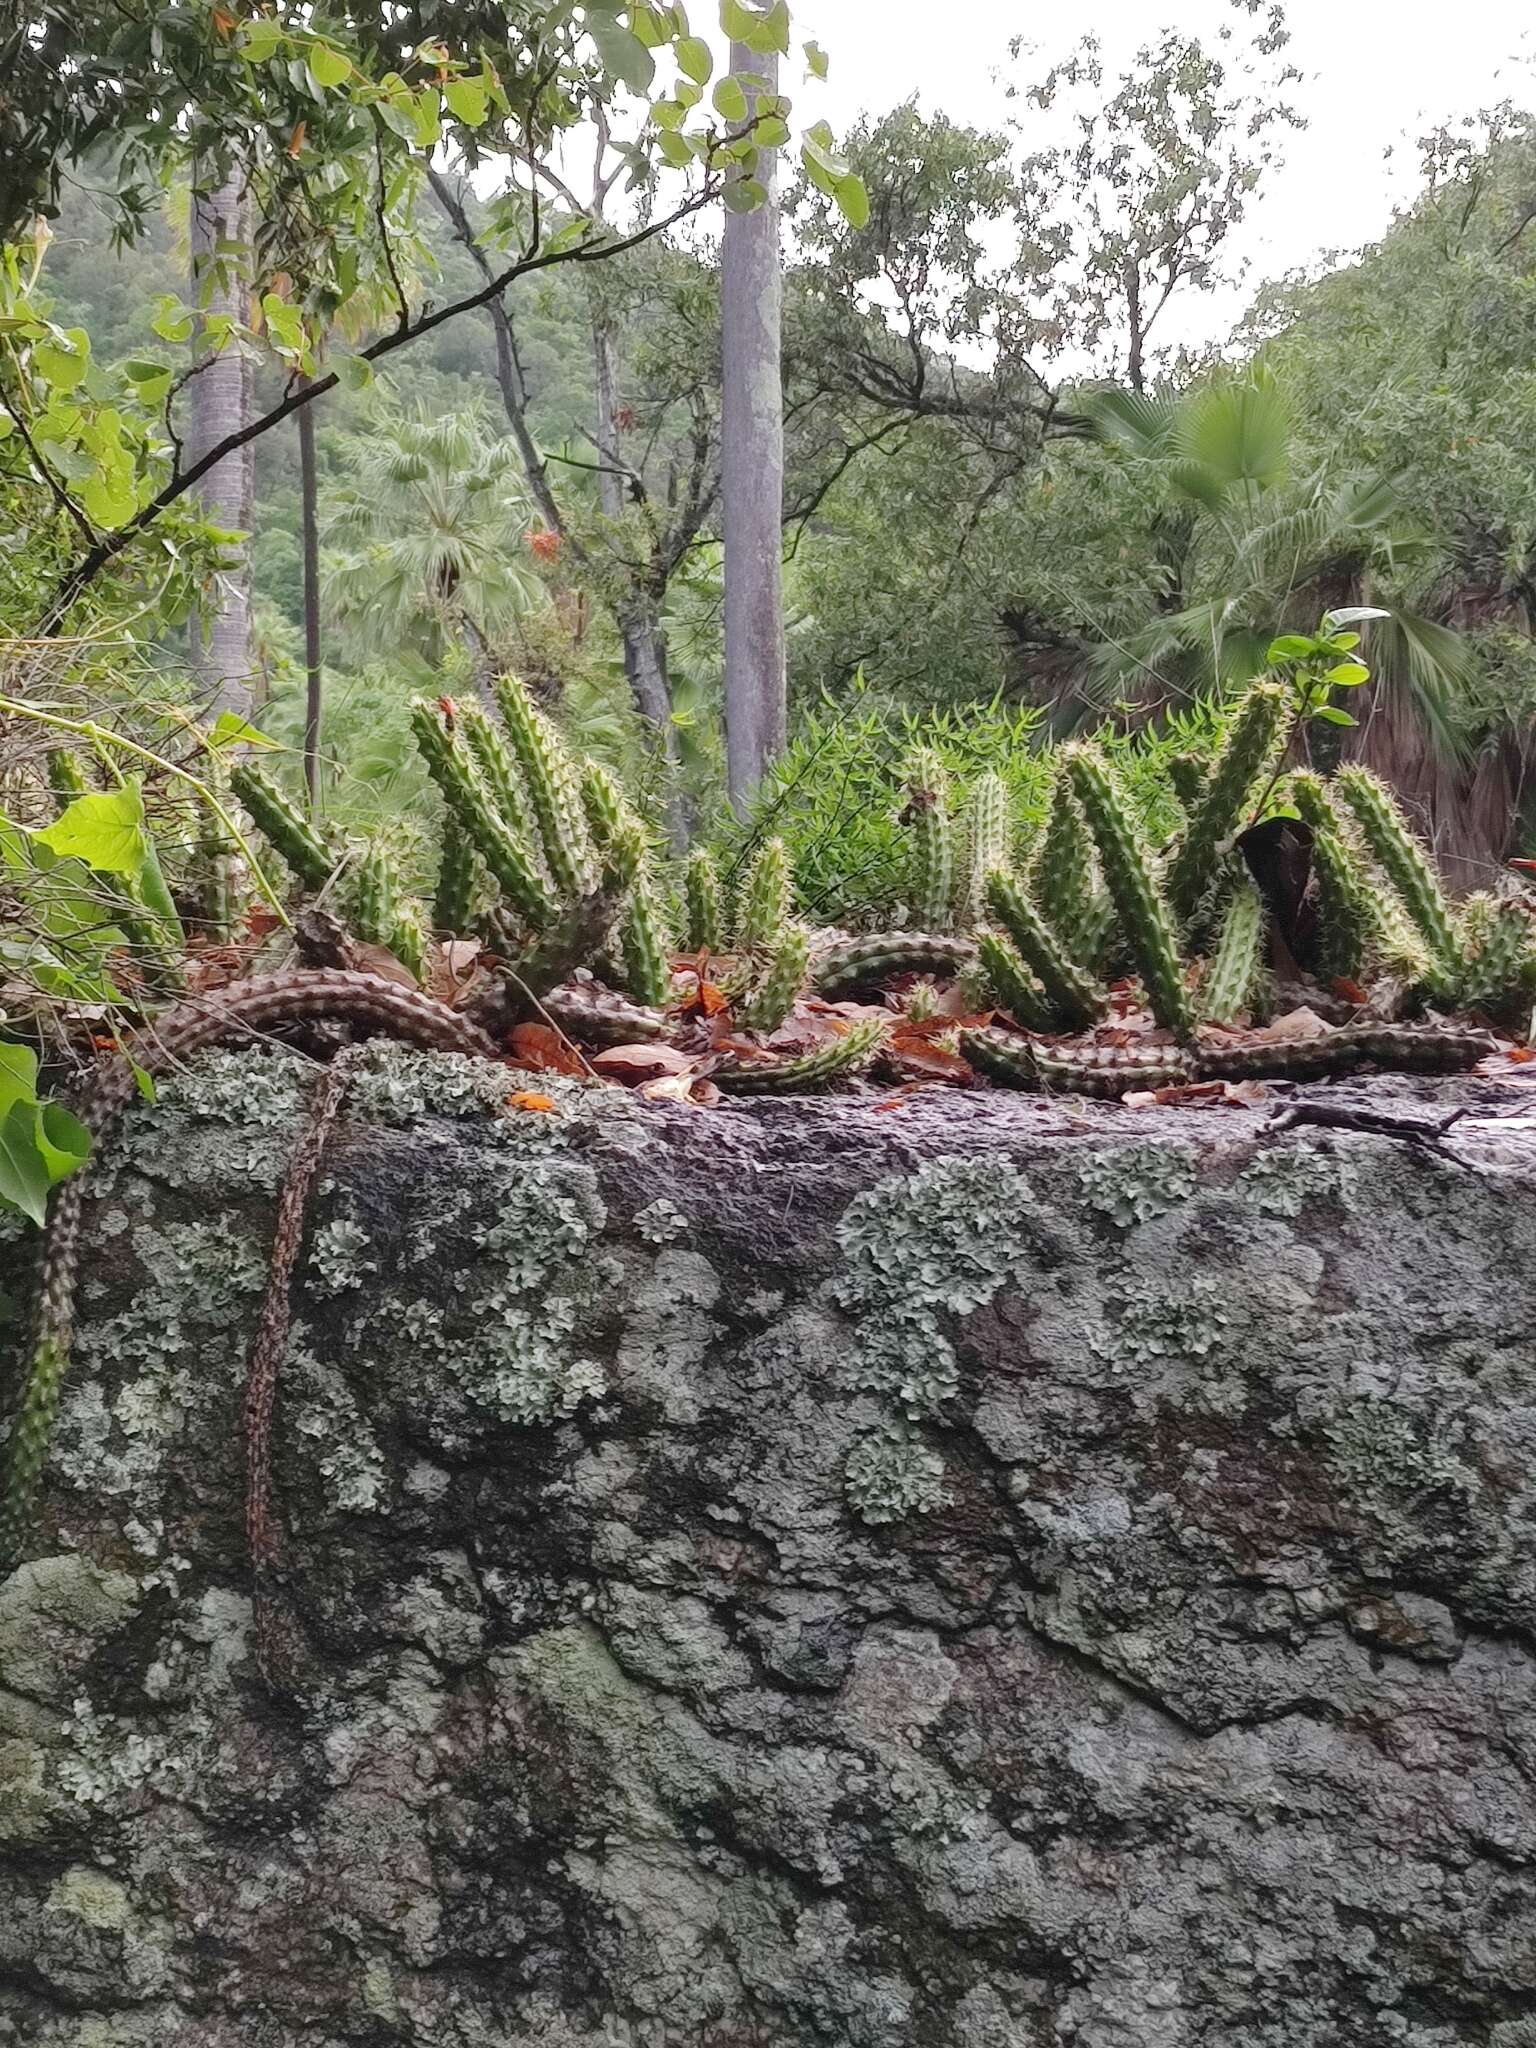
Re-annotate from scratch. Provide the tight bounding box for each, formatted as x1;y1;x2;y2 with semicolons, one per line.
187;168;255;718
298;378;323;809
721;44;786;814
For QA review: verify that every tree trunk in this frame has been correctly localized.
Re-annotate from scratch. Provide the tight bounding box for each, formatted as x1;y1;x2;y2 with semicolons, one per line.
1124;256;1146;396
298;378;323;810
722;45;787;815
187;167;255;719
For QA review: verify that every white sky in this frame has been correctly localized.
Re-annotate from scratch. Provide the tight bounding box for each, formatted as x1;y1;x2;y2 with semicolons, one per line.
779;0;1535;348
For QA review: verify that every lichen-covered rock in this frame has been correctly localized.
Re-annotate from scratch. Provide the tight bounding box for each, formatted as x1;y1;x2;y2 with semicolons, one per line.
3;1053;1536;2045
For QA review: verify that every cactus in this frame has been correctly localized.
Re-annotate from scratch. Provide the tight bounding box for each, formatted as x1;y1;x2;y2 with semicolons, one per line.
739;921;811;1033
388;899;429;980
974;928;1054;1032
190;782;236;944
813;931;975;999
578;760;632;853
1455;892;1536;1026
1029;772;1101;960
905;748;955;929
231;761;336;895
432;816;480;935
958;1025;1038;1089
738;837;792;952
618;871;674;1011
1200;880;1268;1023
958;771;1011;927
1334;766;1463;979
494;674;593;900
1165;681;1290;921
715;1017;885;1094
410;698;556;930
684;848;725;952
458;699;535;845
542;983;667;1044
1289;772;1383;981
348;844;397;949
983;869;1106;1032
903;978;941;1024
1064;745;1196;1041
1169;753;1207;810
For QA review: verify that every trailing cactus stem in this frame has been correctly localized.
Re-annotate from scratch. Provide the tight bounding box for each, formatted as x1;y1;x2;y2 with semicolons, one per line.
959;772;1010;926
1065;747;1196;1040
231;761;336;894
494;674;593;899
958;1025;1038;1090
716;1018;884;1094
1166;682;1290;921
906;748;955;929
983;869;1106;1032
1201;881;1267;1024
541;984;666;1045
432;816;479;935
975;929;1053;1033
740;921;811;1033
619;873;674;1011
684;848;724;952
410;699;556;929
1030;774;1099;960
813;932;975;999
458;700;535;845
1335;766;1463;977
738;838;792;952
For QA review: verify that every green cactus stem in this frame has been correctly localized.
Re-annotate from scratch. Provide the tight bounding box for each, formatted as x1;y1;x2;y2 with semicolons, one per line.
231;761;337;895
578;760;632;852
1200;880;1268;1024
983;869;1106;1032
432;816;480;935
738;837;792;952
618;872;675;1011
1029;773;1100;959
1165;681;1290;921
1289;771;1383;982
1334;766;1463;979
974;928;1055;1033
812;931;975;999
1064;746;1197;1042
1169;753;1207;810
1455;892;1536;1027
958;1025;1038;1089
349;844;397;949
958;771;1010;927
458;699;535;845
739;921;811;1032
190;784;236;944
541;983;667;1044
905;748;956;929
410;698;556;930
715;1017;885;1094
388;899;429;980
494;674;593;900
684;848;725;953
903;978;941;1024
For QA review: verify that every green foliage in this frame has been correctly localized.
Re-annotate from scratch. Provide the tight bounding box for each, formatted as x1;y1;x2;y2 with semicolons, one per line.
0;1045;90;1228
1065;745;1196;1040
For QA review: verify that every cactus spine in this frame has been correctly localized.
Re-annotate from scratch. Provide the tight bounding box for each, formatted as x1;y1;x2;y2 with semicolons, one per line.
618;871;674;1011
348;845;398;948
458;700;535;845
410;698;556;929
716;1017;884;1094
1455;892;1536;1024
1064;746;1196;1041
1289;772;1382;981
958;772;1010;927
906;749;955;929
231;762;336;895
432;816;479;935
494;675;593;900
974;929;1053;1032
738;837;792;952
958;1025;1038;1089
1200;881;1268;1023
983;869;1106;1032
1029;772;1102;961
1165;681;1290;921
1334;766;1463;978
684;849;724;952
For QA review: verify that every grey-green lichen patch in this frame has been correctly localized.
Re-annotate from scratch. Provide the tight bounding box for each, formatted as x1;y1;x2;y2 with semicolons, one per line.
632;1197;688;1245
285;1338;389;1513
151;1045;311;1126
344;1041;520;1124
1074;1142;1199;1228
46;1864;132;1930
1238;1141;1355;1217
0;1553;142;1701
845;1424;950;1526
1098;1273;1232;1368
309;1216;377;1294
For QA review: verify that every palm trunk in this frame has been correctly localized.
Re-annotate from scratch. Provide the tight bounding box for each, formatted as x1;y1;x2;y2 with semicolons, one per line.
187;167;254;718
721;44;787;814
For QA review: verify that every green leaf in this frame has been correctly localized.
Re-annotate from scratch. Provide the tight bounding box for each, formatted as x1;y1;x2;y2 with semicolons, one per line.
712;75;748;122
1266;635;1317;662
443;75;489;127
834;172;869;228
588;17;656;92
656;127;694;168
1313;705;1358;726
0;1043;40;1120
721;0;790;53
79;471;138;528
261;292;304;353
804;39;828;78
1324;632;1361;652
131;1060;157;1104
241;18;283;62
33;326;90;394
35;780;147;876
0;1099;50;1228
209;711;277;750
307;42;351;88
677;35;713;82
333;352;373;391
754;114;790;147
34;1100;90;1185
1323;605;1391;628
1326;662;1371;686
723;175;767;212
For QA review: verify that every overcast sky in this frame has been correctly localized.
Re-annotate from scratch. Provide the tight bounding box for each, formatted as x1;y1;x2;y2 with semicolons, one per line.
777;0;1534;347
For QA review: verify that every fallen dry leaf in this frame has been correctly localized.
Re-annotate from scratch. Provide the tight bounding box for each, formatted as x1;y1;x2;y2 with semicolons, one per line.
1331;976;1370;1006
639;1070;720;1106
507;1091;558;1115
508;1021;586;1077
1252;1005;1331;1042
592;1042;697;1082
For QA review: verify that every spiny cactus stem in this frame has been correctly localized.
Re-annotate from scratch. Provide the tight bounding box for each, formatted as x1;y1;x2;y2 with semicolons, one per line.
494;674;593;901
1335;766;1463;977
905;748;956;930
714;1018;885;1094
983;869;1106;1032
410;699;556;930
1166;682;1290;922
812;932;975;1000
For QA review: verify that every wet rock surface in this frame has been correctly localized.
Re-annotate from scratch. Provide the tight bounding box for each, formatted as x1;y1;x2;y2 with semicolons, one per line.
3;1046;1536;2046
